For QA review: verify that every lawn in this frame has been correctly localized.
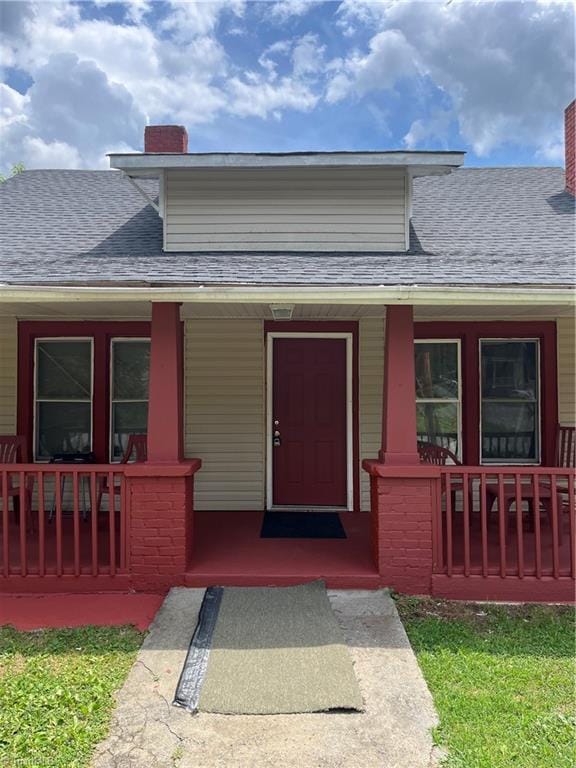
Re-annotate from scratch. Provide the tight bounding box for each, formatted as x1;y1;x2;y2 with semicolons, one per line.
0;625;143;768
396;598;576;768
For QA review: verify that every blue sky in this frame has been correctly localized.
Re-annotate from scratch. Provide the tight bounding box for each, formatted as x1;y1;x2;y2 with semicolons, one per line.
0;1;574;173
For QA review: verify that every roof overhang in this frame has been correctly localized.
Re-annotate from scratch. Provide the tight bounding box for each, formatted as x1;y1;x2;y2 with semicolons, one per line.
108;150;466;178
0;284;572;307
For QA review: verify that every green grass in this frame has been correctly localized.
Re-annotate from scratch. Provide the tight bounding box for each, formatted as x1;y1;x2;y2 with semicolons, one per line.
0;625;143;768
396;598;576;768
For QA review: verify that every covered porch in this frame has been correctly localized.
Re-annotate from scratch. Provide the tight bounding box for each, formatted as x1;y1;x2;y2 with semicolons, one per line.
0;294;574;600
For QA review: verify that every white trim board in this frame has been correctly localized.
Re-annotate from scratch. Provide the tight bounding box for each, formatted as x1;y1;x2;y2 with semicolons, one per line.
265;332;354;512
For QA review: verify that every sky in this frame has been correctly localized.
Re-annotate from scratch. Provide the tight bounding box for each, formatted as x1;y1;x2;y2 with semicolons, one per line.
0;0;574;174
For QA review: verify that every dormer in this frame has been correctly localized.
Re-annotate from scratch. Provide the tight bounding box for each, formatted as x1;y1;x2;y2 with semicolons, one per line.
109;125;464;253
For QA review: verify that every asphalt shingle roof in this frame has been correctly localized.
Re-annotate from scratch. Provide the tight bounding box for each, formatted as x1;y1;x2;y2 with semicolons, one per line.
0;166;574;288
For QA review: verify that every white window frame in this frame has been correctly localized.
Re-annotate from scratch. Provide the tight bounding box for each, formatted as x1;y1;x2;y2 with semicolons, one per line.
415;339;462;461
265;332;354;511
479;337;541;466
33;337;94;462
109;337;151;462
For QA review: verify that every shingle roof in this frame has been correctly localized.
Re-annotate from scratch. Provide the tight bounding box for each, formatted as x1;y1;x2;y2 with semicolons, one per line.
0;166;574;288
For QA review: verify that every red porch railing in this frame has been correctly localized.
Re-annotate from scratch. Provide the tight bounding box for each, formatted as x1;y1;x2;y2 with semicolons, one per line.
1;465;128;580
433;467;575;581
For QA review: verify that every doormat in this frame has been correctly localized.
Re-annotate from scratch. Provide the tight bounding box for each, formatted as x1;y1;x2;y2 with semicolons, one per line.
173;581;363;715
260;510;346;539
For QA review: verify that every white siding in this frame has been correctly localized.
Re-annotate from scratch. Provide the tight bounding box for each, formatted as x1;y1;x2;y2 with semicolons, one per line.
557;316;576;425
184;319;265;510
165;168;406;252
0;317;17;434
359;317;384;511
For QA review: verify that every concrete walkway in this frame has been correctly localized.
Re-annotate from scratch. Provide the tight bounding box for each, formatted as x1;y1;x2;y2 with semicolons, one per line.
91;588;440;768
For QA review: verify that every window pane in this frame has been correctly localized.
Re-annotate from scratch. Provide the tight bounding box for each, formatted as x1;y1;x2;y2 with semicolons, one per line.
415;343;459;399
481;402;538;462
37;341;91;399
113;341;150;400
111;402;148;460
36;402;91;459
481;341;537;400
417;402;459;457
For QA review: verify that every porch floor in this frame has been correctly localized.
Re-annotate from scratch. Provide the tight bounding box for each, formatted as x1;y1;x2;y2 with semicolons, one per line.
185;511;380;589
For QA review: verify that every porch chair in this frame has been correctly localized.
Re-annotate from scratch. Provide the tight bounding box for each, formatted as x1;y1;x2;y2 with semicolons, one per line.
96;434;148;513
485;425;575;544
417;441;474;513
0;435;34;525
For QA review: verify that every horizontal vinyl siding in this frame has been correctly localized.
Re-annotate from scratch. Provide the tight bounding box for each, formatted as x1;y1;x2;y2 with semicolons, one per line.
165;168;406;252
359;318;384;511
557;316;576;425
0;317;17;434
184;319;265;510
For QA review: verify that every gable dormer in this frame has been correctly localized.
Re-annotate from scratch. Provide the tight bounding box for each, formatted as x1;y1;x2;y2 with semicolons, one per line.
109;126;464;253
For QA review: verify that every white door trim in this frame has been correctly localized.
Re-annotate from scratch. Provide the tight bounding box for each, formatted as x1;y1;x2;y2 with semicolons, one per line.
266;331;354;511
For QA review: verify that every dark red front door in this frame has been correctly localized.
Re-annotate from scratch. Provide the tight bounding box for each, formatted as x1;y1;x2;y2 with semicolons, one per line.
272;337;347;507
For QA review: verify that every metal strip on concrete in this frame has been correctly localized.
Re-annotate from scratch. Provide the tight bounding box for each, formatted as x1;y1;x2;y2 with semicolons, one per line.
173;586;223;712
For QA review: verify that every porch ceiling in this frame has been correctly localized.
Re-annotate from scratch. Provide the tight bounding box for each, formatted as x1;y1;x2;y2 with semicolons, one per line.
0;301;573;321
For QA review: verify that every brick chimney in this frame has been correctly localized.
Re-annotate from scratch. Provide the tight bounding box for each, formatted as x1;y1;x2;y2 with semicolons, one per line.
565;100;575;196
144;125;188;153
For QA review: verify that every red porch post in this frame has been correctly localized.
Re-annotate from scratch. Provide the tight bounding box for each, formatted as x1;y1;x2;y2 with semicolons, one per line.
147;302;183;463
126;302;201;591
363;305;437;596
379;305;420;465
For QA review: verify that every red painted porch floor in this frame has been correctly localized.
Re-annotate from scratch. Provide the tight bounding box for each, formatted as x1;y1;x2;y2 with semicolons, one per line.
185;511;380;588
0;593;164;631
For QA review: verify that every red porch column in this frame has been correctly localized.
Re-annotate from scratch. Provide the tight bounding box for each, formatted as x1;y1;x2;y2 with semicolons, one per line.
363;304;437;596
147;302;183;463
379;305;420;465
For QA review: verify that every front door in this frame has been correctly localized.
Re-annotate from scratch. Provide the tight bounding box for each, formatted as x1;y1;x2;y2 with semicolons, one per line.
272;337;348;507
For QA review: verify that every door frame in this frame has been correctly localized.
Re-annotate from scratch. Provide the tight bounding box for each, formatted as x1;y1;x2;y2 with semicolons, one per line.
266;331;354;511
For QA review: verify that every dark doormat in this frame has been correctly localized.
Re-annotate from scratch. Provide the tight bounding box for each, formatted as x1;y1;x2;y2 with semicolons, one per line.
260;510;346;539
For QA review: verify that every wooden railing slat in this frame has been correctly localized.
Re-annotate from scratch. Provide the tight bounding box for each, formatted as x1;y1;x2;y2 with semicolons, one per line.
445;473;453;577
108;471;116;577
72;473;80;577
514;474;524;579
480;474;488;577
91;474;98;577
38;472;45;577
497;473;506;578
19;471;27;577
550;474;559;578
55;471;63;577
2;471;9;577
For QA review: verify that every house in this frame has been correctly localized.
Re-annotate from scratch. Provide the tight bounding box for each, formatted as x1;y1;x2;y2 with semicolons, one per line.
0;102;574;602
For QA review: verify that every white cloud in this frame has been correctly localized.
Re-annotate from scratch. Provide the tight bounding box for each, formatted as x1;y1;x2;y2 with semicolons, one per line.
20;136;82;168
0;52;144;171
326;29;418;103
292;33;324;77
0;0;572;171
227;75;318;118
332;0;574;157
404;109;453;150
161;0;245;40
268;0;322;22
0;82;27;126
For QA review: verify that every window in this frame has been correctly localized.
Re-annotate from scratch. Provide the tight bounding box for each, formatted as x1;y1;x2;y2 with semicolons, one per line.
415;340;461;458
34;339;93;460
480;339;540;464
110;339;150;460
